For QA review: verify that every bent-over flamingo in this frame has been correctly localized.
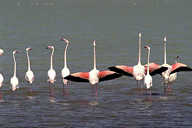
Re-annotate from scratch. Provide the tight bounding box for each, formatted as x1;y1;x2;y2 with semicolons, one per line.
25;47;35;95
46;46;56;96
64;40;122;98
61;38;70;96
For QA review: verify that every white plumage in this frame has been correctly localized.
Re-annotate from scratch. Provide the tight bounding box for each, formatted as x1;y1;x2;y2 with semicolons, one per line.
10;50;19;91
0;47;4;88
25;47;35;85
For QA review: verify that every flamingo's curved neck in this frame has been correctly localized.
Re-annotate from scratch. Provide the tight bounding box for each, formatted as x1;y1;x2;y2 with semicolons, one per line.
138;34;141;65
13;54;16;77
164;40;167;64
147;49;150;75
50;48;54;70
93;45;96;70
64;43;68;68
26;50;31;71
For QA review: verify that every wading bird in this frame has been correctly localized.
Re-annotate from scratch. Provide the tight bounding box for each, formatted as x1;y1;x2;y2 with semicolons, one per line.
25;47;35;95
0;47;4;99
109;33;167;95
61;38;70;96
64;40;122;98
46;46;56;96
161;37;192;93
144;46;152;101
10;50;19;99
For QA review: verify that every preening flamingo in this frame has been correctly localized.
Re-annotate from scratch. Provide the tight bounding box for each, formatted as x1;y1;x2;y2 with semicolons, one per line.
109;33;167;95
161;37;192;93
25;47;35;95
64;40;122;98
61;38;70;96
144;46;152;101
46;46;56;96
10;50;19;98
0;47;4;99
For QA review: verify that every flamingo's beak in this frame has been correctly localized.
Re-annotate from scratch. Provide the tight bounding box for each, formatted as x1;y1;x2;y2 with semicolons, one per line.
15;50;18;53
61;38;65;41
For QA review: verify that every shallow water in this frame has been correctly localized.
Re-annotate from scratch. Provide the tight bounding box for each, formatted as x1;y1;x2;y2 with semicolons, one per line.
0;0;192;127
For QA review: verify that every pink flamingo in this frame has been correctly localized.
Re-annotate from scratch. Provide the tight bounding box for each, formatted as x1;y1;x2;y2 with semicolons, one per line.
144;46;152;101
64;40;122;98
25;47;35;95
0;47;4;99
109;33;167;95
10;50;19;99
61;38;70;96
46;46;56;96
161;37;192;93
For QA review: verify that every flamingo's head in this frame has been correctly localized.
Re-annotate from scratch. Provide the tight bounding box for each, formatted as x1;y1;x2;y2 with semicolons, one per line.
175;55;179;63
26;47;32;51
144;45;150;50
13;50;18;55
46;46;54;50
139;33;141;38
164;36;166;42
61;38;69;44
93;40;96;47
0;47;4;56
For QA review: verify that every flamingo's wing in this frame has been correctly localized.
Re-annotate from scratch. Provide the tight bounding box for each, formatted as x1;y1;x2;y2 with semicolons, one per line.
145;63;168;76
170;63;192;74
108;65;134;77
99;71;122;82
64;72;89;82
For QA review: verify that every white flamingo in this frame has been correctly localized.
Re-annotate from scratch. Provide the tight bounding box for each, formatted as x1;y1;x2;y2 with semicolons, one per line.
161;36;192;93
109;33;167;95
46;46;56;96
61;38;70;96
0;47;4;99
10;50;19;98
25;47;34;95
64;40;122;98
144;46;152;101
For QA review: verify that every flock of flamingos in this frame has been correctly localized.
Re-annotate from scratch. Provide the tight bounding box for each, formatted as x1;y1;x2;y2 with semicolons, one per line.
0;33;191;101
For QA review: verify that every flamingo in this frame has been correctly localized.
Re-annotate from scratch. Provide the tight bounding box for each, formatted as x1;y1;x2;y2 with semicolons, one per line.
61;38;70;96
144;46;152;101
64;40;122;98
0;47;4;99
25;47;35;95
46;46;56;96
161;37;192;93
10;50;19;98
0;47;4;56
109;33;167;95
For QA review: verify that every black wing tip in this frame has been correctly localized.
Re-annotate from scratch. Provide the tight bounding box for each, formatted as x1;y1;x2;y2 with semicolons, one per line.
170;66;192;74
150;66;168;76
108;66;116;71
99;73;122;82
108;66;133;77
64;75;89;83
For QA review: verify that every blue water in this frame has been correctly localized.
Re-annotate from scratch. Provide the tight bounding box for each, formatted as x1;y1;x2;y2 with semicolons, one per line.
0;0;192;127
